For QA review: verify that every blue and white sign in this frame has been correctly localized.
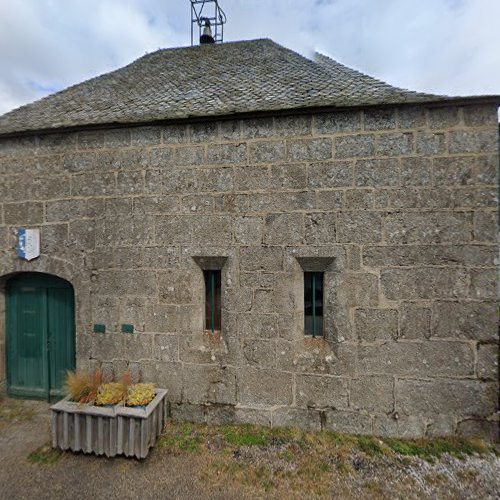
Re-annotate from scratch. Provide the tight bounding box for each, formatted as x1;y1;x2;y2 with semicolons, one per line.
17;228;40;261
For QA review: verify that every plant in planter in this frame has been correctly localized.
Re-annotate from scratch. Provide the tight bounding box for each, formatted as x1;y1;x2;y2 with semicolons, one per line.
51;369;167;459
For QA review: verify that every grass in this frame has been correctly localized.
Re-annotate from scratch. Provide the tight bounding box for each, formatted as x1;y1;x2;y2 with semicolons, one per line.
155;420;499;496
28;443;62;465
385;436;498;462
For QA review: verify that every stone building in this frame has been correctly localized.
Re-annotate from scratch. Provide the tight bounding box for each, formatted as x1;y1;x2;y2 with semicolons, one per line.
0;39;498;439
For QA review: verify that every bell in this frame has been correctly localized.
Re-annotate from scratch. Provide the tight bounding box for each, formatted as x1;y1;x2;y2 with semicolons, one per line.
200;19;215;44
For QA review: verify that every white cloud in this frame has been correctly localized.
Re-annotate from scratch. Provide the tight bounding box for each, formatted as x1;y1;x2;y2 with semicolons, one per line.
0;0;498;115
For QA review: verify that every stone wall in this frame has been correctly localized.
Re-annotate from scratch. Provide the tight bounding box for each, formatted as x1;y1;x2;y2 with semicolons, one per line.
0;103;498;439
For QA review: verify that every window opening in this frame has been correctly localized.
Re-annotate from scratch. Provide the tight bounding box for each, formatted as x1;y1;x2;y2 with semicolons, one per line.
204;270;221;332
304;272;324;337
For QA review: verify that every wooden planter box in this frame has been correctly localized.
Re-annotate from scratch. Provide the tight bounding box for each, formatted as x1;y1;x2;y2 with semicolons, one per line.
50;389;168;459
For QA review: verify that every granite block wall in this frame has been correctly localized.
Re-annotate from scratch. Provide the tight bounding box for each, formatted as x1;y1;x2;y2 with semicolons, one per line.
0;103;498;439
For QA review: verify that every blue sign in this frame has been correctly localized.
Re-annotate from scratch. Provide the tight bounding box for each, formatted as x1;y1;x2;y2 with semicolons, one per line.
17;228;40;261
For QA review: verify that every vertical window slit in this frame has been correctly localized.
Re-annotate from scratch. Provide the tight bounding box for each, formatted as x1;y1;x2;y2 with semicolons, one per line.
304;271;324;337
204;270;221;333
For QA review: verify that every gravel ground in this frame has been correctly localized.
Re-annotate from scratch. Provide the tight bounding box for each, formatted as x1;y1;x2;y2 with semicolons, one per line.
0;397;499;499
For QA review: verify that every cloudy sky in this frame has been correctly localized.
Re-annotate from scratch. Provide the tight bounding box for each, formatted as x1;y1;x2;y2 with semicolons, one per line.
0;0;499;115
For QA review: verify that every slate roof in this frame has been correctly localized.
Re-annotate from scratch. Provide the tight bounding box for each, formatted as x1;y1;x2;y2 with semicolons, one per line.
0;39;496;136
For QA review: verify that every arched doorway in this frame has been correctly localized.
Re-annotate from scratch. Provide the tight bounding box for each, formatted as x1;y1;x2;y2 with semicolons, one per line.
6;273;75;400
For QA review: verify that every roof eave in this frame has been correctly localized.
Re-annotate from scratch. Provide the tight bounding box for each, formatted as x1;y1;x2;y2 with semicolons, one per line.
0;94;499;139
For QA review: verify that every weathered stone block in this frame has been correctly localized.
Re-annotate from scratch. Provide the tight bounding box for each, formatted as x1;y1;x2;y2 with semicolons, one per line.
238;367;293;406
242;339;276;368
190;216;232;244
351;376;394;413
449;129;498;154
364;108;396;130
275;115;312;137
470;269;497;299
396;378;497;417
270;164;307;189
155;215;191;243
134;195;178;215
240;247;283;271
364;244;496;269
416;132;446;155
385;212;472;244
462;104;499;127
4;202;43;225
161;124;189;144
337;212;382;243
142;361;183;403
305;213;336;244
476;344;498;380
264;213;304;245
207;143;247;164
314;111;361;134
175;145;205;166
130;126;161;146
241;117;274;138
324;410;372;435
296;374;349;409
337;273;379;307
376;133;413;156
78;130;104;149
355;158;399;187
457;419;499;441
434;156;475;186
239;314;279;339
170;403;206;423
354;309;398;342
335;135;374;158
316;190;344;210
433;301;497;341
72;172;116;197
96;216;154;247
183;365;237;405
224;287;253;313
46;199;89;222
234;216;263;245
358;341;474;377
308;161;353;188
373;415;426;439
103;128;131;147
249;140;285;163
473;211;496;242
96;270;157;296
400;157;432;186
272;408;322;431
397;107;426;129
158;271;196;304
119;296;146;332
233;165;269;191
345;189;374;209
400;304;431;339
190;122;218;142
427;107;460;129
288;138;332;162
381;268;468;300
453;187;497;208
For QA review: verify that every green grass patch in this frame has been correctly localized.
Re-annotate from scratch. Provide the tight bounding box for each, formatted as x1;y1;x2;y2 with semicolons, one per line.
384;437;492;462
28;443;61;465
222;424;269;447
158;422;204;452
357;436;385;456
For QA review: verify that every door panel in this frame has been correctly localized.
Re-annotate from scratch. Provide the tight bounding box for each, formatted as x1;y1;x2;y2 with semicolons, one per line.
48;287;75;396
6;273;75;400
7;287;48;398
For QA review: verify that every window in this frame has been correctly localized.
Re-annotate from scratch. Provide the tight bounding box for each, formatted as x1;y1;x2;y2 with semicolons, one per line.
304;272;324;337
204;270;221;332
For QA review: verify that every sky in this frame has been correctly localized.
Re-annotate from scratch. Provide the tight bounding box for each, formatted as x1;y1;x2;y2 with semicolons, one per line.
0;0;499;116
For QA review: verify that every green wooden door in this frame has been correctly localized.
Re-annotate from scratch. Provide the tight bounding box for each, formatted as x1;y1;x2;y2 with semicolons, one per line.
6;273;75;400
